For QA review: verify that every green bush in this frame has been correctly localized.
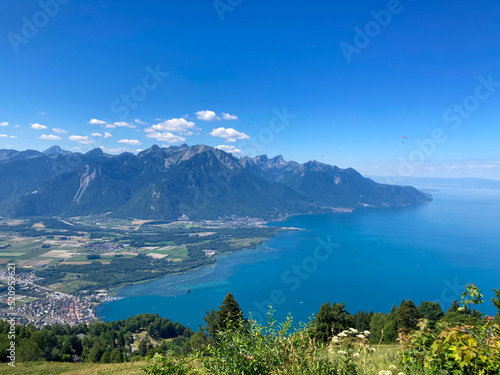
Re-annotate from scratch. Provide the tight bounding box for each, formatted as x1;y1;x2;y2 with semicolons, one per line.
198;312;338;374
401;320;500;374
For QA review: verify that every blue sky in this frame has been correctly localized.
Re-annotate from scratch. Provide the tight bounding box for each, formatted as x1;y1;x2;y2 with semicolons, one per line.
1;0;500;178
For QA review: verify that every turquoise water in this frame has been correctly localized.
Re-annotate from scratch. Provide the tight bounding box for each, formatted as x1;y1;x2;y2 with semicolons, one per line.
96;188;500;328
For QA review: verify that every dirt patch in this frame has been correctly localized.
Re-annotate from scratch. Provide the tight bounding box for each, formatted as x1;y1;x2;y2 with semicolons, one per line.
40;250;78;259
18;259;52;267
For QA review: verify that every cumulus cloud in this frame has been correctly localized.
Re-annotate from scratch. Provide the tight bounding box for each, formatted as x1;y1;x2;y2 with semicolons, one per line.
31;123;47;130
148;118;199;134
88;118;107;125
118;139;142;146
68;135;93;144
196;110;220;121
215;145;242;155
106;121;136;129
104;132;112;138
134;118;146;125
209;127;249;142
0;134;7;138
92;133;102;137
52;128;68;134
0;122;8;126
39;134;62;140
10;136;16;139
145;129;186;143
221;112;238;120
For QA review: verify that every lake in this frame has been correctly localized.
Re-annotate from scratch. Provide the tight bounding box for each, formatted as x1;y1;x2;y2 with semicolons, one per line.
96;187;500;328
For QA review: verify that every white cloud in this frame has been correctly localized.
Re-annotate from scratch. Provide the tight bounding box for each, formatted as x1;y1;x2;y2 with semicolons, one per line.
88;118;107;125
99;146;142;154
209;127;249;142
104;132;112;138
52;128;68;134
106;121;136;129
31;123;47;130
39;134;62;140
134;118;146;125
196;110;220;121
10;136;16;139
145;129;186;143
92;133;102;137
221;112;238;120
148;118;199;134
0;134;7;138
0;122;8;126
68;135;93;144
118;139;142;146
14;125;20;128
215;145;242;155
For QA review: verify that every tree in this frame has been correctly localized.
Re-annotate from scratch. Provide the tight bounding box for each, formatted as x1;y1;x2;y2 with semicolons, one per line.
313;302;352;343
369;312;385;344
204;292;245;339
381;305;398;343
188;326;210;351
138;340;148;356
492;278;500;323
396;299;421;333
417;301;443;327
459;283;484;325
18;339;43;362
352;310;373;332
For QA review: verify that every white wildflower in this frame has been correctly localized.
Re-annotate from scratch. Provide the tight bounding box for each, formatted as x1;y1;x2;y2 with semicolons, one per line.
332;336;340;343
389;365;398;370
338;332;347;337
349;328;358;333
363;330;370;336
357;334;365;339
352;352;360;358
337;350;347;355
398;373;406;375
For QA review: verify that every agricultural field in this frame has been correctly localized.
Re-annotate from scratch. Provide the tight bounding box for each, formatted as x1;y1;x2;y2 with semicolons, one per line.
0;216;281;294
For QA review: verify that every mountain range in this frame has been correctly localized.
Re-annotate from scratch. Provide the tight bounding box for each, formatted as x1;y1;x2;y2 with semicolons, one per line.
0;144;431;220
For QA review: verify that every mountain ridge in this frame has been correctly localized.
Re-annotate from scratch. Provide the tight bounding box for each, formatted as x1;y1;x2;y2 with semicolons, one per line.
0;145;431;219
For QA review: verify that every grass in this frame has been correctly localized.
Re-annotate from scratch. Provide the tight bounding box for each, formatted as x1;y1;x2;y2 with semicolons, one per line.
149;246;188;259
0;361;147;375
0;252;25;257
17;248;55;260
